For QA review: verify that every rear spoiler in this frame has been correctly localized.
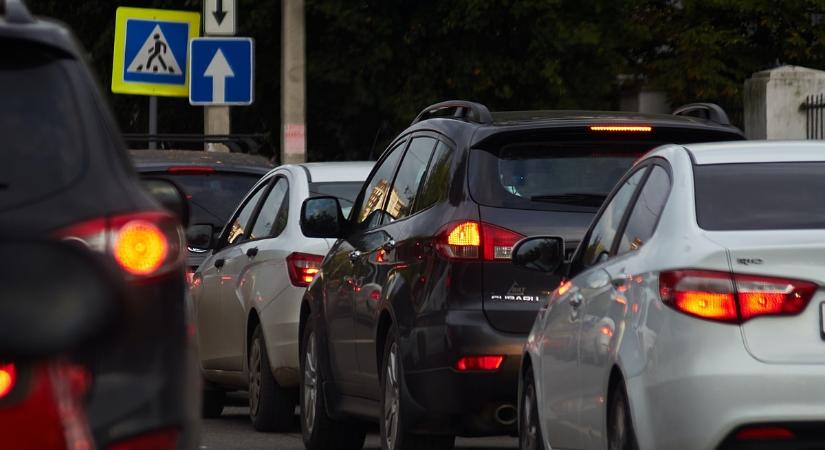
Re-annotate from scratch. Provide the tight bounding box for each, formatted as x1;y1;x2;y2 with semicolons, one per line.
672;103;731;126
1;0;35;24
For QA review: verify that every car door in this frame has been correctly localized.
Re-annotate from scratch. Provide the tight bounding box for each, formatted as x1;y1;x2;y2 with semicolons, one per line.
211;179;272;371
540;167;648;449
579;163;671;449
352;135;438;396
323;139;407;395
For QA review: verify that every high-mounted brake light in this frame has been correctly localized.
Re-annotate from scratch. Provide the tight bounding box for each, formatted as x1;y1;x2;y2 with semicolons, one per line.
590;125;652;132
286;253;323;287
735;426;795;441
56;212;184;281
166;166;216;174
0;363;15;399
455;355;504;372
437;221;523;261
659;270;816;323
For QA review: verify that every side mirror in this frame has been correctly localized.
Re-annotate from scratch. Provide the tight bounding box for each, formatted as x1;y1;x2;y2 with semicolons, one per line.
0;241;120;359
300;196;345;238
142;178;190;227
512;236;565;273
187;223;216;250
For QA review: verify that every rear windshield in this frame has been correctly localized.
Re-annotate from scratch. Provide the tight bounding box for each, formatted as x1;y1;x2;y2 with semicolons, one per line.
309;181;363;217
150;172;262;229
695;162;825;230
0;44;85;211
471;141;659;211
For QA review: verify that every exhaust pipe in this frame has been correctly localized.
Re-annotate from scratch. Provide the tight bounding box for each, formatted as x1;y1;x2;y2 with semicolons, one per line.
494;404;517;426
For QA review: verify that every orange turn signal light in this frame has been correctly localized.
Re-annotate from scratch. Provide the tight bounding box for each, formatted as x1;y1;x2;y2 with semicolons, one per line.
114;220;169;276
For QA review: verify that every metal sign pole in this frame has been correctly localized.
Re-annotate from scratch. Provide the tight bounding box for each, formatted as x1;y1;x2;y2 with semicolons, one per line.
149;95;158;149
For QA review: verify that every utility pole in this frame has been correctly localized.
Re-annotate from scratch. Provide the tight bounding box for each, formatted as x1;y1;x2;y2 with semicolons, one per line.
203;0;234;152
281;0;306;164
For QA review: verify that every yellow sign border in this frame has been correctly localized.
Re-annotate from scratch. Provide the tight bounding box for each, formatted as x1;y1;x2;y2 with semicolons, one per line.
111;7;201;97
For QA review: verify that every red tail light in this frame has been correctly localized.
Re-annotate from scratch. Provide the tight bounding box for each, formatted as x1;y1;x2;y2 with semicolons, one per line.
659;270;816;323
437;221;524;261
0;363;15;399
455;355;504;371
56;212;184;281
735;426;795;440
166;166;215;174
286;252;323;287
107;428;179;450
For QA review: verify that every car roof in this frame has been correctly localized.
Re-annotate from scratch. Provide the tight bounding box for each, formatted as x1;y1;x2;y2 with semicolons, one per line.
297;161;374;183
0;2;77;57
489;109;723;127
685;141;825;165
129;150;273;175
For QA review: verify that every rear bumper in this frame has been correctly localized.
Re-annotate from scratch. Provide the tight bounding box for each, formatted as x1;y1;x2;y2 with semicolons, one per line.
400;310;525;437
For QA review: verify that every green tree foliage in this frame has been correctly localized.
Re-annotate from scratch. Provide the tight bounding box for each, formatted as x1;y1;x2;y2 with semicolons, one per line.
21;0;825;161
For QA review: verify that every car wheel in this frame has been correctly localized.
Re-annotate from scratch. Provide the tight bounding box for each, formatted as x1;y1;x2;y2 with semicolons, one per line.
519;369;545;450
608;382;639;450
202;388;225;418
249;324;297;432
300;318;366;450
380;325;455;450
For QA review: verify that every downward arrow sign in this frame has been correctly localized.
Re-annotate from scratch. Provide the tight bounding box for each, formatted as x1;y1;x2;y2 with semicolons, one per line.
204;49;234;103
213;0;227;25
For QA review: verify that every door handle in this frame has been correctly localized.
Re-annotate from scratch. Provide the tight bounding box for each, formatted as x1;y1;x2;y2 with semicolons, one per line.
570;292;584;309
381;239;396;252
349;250;362;262
246;247;259;258
214;258;225;269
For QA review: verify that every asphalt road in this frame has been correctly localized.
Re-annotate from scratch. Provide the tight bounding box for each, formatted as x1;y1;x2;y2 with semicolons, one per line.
201;406;519;450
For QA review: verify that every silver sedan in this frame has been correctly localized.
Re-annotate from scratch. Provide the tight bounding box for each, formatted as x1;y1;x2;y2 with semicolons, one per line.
515;141;825;450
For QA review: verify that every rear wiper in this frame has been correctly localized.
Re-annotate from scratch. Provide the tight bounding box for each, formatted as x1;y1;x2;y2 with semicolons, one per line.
530;193;607;206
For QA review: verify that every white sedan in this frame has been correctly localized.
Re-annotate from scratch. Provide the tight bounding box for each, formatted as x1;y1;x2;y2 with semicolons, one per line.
191;161;372;431
515;141;825;450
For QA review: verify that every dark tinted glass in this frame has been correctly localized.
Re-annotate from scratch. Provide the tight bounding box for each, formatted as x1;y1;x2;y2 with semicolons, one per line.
355;141;405;227
251;178;288;239
413;141;452;214
617;166;670;254
309;181;363;217
695;162;825;230
227;185;267;245
386;137;437;221
0;46;84;211
582;169;646;267
159;173;261;229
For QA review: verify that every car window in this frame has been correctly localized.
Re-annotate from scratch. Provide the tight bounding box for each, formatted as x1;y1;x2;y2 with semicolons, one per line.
616;165;670;255
385;136;437;221
226;183;268;246
250;177;289;240
309;181;363;218
412;141;452;214
581;169;647;267
354;140;406;228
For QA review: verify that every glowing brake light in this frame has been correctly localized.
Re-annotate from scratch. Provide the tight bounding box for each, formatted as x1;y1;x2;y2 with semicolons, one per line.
589;125;652;132
437;221;523;261
286;253;323;287
455;355;504;371
0;363;15;399
659;270;816;323
114;221;169;275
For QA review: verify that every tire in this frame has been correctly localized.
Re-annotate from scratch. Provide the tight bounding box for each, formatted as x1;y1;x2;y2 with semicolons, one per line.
300;318;366;450
608;382;639;450
380;325;455;450
202;388;225;418
519;369;545;450
249;324;297;432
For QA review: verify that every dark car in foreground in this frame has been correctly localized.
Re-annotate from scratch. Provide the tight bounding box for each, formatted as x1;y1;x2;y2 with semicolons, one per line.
1;2;198;449
296;100;745;449
130;149;273;276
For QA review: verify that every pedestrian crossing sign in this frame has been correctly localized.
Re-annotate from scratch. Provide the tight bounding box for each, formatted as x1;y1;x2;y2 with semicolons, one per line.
111;7;200;97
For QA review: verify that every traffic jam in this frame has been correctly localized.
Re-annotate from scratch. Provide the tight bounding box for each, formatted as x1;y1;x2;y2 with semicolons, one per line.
2;0;825;449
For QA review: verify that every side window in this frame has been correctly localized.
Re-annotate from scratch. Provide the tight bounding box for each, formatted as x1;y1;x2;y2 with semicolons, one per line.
354;140;406;228
413;141;452;214
226;183;268;246
616;165;670;255
581;168;647;267
250;177;289;240
385;136;437;221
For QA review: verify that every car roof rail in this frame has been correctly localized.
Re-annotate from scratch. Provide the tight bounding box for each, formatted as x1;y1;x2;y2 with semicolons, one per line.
411;100;493;126
2;0;35;24
672;102;731;126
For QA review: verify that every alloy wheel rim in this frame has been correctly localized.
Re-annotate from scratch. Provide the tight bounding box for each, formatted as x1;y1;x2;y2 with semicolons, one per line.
303;332;318;434
383;343;400;450
522;385;537;450
249;339;262;416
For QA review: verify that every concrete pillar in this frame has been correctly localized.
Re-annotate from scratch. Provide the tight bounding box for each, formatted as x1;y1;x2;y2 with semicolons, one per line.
204;106;231;152
281;0;306;164
744;65;825;139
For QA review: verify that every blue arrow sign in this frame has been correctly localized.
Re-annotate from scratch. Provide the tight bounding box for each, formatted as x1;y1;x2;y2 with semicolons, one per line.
189;38;254;105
